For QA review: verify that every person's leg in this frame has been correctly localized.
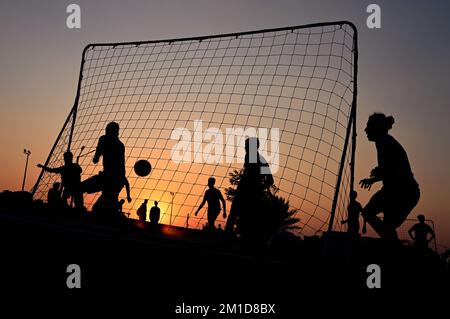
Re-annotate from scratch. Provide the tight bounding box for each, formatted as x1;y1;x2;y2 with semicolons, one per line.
384;185;420;240
361;190;385;237
73;189;84;212
207;209;220;229
225;198;239;232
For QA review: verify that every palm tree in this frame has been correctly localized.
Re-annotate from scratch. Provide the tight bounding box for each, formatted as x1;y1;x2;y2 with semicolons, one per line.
225;169;300;241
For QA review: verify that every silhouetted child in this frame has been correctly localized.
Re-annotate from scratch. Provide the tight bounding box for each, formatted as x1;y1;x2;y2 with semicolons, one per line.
93;121;126;214
195;177;226;230
149;201;161;225
136;199;148;222
341;190;366;235
47;182;62;211
38;151;83;211
408;214;435;250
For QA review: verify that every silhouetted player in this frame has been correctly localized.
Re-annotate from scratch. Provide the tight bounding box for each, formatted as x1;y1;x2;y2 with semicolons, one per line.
149;201;161;224
408;214;435;250
359;113;420;242
195;177;226;229
225;137;274;234
137;199;148;222
38;151;83;211
93;122;126;214
341;190;366;235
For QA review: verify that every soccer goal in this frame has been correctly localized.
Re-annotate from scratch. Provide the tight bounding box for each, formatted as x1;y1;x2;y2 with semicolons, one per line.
32;21;358;235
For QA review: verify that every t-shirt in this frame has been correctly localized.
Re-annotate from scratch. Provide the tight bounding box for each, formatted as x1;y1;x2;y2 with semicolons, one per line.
347;201;363;218
54;163;82;191
410;223;434;242
241;152;274;191
137;203;147;220
204;188;224;212
375;134;416;188
95;135;125;179
150;206;160;216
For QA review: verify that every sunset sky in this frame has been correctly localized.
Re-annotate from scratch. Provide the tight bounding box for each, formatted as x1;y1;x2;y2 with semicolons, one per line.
1;0;449;251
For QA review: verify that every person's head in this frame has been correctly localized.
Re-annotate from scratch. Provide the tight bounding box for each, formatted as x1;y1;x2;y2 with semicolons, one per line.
154;201;158;207
245;137;260;154
208;177;216;188
350;190;358;200
105;121;120;137
144;199;148;204
52;182;60;190
417;214;425;223
365;113;395;141
63;151;73;164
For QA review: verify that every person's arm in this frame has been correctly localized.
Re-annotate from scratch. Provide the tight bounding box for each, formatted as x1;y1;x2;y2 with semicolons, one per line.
362;218;367;234
37;164;59;174
93;136;104;164
408;226;415;240
195;194;207;216
124;178;132;202
359;167;382;190
370;166;383;182
219;192;227;218
428;228;436;242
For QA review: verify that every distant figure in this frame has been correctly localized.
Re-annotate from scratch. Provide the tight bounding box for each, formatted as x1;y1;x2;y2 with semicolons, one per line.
38;151;83;211
93;121;126;214
408;215;435;250
225;137;274;235
195;177;227;229
136;199;148;222
149;201;161;225
359;113;420;242
47;182;62;211
341;190;366;235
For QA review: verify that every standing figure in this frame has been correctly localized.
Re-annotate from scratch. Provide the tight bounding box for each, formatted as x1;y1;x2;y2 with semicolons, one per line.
149;201;161;225
359;113;420;242
341;190;366;235
195;177;226;230
93;122;126;215
38;151;83;212
225;137;273;236
408;214;435;250
136;199;148;222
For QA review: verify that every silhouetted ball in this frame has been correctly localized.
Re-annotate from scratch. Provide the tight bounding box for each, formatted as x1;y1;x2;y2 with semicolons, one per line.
134;160;152;177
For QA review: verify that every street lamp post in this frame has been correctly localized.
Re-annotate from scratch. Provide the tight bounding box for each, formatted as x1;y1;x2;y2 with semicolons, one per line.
22;149;31;192
170;191;175;225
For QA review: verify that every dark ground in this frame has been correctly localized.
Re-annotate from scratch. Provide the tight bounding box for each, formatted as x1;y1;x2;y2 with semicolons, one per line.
0;191;448;307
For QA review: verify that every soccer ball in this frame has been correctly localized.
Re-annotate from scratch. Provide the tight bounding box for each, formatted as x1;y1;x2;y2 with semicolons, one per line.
134;159;152;177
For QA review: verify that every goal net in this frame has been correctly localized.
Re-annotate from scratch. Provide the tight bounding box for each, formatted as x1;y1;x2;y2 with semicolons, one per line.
33;21;358;236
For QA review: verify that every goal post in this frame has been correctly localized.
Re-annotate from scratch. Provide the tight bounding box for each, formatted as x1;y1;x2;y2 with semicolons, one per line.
33;21;358;236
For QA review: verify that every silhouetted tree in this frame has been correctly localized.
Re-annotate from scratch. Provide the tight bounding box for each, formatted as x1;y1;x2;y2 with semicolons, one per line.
225;169;300;241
